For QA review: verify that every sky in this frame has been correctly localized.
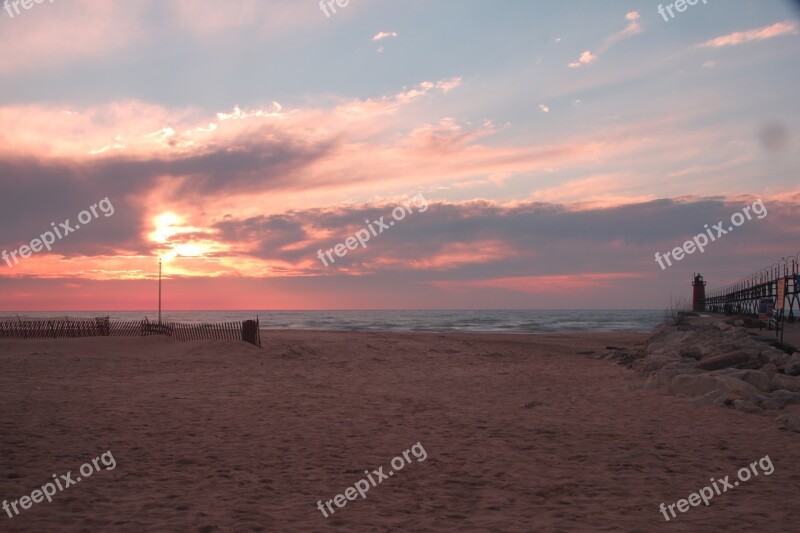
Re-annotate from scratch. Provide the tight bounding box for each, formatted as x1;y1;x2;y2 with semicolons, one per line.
0;0;798;311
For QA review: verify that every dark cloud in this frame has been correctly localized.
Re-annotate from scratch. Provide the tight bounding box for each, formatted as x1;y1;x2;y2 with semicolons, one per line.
0;134;336;254
211;196;795;279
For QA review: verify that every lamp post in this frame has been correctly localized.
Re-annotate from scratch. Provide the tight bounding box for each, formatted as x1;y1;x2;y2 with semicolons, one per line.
158;258;162;324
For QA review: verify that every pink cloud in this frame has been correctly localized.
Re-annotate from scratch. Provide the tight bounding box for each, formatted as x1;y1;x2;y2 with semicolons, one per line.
568;50;597;68
567;11;643;68
372;31;398;41
0;1;146;74
694;21;798;48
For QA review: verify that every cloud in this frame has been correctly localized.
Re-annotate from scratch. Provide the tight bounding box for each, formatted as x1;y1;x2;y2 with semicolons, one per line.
567;11;642;68
694;20;798;48
372;31;398;41
2;190;797;309
569;50;597;68
0;0;319;75
0;1;147;75
605;11;643;47
199;195;798;283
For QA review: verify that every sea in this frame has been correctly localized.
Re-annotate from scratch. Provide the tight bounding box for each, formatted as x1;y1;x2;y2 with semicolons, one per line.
0;310;663;334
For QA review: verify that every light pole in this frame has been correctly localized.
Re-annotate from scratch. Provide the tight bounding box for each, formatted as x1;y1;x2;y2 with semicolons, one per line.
158;258;162;324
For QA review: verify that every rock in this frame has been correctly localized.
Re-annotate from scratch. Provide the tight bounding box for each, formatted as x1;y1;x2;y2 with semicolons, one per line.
714;321;732;332
699;343;720;358
776;413;800;433
734;320;745;327
646;334;690;355
772;373;800;392
671;374;759;399
646;342;670;355
708;368;741;376
759;349;788;367
747;317;768;328
696;350;755;371
724;370;774;393
664;360;700;370
624;351;647;366
688;389;730;407
679;345;703;360
648;323;677;344
758;390;800;410
648;367;704;388
759;363;778;376
732;400;763;414
633;354;680;375
785;353;800;376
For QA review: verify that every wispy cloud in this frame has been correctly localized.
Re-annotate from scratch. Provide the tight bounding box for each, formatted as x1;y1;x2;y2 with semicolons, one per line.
568;51;597;68
372;31;398;41
694;20;798;48
605;11;643;48
568;11;642;68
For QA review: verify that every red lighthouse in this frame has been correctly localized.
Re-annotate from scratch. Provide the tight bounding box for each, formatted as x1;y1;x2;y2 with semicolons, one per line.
692;273;706;312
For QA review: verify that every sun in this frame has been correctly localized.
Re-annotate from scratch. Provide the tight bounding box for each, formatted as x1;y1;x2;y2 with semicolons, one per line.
150;212;182;244
148;212;218;263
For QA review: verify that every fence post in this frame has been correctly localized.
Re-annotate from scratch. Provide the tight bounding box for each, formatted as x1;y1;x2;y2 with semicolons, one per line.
242;320;258;346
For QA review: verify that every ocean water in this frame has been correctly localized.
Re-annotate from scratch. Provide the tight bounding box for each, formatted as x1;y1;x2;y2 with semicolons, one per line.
0;310;663;333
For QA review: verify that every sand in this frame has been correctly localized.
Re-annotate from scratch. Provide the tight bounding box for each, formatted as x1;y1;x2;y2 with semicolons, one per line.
1;331;798;531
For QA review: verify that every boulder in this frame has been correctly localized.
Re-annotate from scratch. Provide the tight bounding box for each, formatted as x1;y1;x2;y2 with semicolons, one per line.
646;342;672;356
688;389;730;407
776;413;800;433
671;374;759;399
696;350;756;371
714;321;732;332
725;370;774;393
646;333;691;356
785;353;800;376
732;400;763;414
633;354;681;375
759;363;778;376
648;367;705;388
708;368;742;376
647;323;677;345
734;320;745;327
679;345;703;360
699;343;720;358
730;327;748;337
759;349;788;367
758;390;800;410
772;373;800;393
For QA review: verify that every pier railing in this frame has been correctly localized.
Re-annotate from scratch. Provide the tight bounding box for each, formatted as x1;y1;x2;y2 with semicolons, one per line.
703;254;800;323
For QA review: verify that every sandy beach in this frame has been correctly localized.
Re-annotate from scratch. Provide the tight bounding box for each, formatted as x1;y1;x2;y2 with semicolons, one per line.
1;331;798;531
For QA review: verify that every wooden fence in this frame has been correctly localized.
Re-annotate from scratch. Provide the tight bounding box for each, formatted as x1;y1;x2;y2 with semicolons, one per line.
0;316;261;347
